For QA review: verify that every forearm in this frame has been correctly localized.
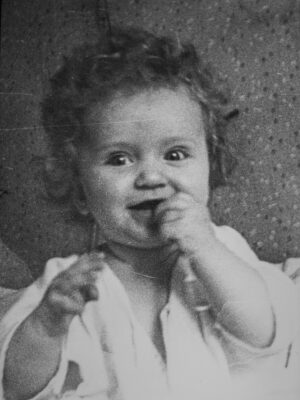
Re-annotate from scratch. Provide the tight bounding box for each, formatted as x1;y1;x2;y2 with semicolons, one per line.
3;309;65;400
190;239;275;348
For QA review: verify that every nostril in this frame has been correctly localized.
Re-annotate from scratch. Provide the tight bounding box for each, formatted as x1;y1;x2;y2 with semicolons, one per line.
134;170;166;188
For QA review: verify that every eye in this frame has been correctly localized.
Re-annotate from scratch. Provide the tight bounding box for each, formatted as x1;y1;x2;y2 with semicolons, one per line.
165;148;190;161
106;153;133;166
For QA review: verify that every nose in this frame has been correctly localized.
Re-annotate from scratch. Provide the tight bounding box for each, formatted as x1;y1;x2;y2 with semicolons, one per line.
134;162;167;189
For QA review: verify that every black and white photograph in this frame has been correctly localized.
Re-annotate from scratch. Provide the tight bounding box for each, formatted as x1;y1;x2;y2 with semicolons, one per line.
0;1;300;399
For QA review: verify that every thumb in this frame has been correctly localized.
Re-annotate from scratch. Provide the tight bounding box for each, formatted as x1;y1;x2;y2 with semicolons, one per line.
177;254;197;283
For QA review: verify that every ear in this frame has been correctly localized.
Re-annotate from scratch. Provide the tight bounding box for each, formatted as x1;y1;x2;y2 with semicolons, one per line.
89;221;101;251
72;182;90;216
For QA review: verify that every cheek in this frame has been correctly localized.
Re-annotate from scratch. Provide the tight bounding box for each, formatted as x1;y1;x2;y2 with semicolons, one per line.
186;164;210;201
84;174;126;211
190;176;209;199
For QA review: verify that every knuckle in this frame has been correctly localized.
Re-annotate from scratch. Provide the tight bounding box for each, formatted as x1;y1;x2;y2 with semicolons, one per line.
47;290;65;307
80;283;99;302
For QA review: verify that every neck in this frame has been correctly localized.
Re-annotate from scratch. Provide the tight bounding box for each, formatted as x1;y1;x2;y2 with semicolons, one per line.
102;241;178;283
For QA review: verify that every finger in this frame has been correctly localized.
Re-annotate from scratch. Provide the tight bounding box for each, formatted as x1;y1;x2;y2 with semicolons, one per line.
88;251;106;267
155;202;182;223
178;255;196;282
50;268;87;289
157;209;183;224
49;266;100;298
47;289;85;315
70;252;106;274
155;193;192;218
48;279;99;311
157;219;180;242
58;253;105;285
79;283;99;302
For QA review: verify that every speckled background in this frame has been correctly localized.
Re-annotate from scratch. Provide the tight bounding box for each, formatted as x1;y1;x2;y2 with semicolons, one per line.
1;0;299;278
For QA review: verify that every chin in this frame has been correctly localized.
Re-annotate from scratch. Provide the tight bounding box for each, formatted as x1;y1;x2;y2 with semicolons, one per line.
100;218;164;248
123;235;162;249
111;230;164;249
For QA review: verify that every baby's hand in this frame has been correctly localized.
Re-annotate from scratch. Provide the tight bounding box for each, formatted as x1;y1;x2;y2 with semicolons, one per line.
155;193;214;256
33;253;105;337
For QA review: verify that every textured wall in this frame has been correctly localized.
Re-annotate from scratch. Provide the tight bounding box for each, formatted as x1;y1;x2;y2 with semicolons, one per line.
0;238;32;288
1;0;300;278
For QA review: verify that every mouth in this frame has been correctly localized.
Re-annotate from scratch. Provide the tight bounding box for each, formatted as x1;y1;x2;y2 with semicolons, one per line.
128;199;164;211
128;199;164;224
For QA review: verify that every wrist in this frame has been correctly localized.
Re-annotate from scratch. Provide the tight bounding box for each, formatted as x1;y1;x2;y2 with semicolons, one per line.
180;225;216;258
31;303;71;338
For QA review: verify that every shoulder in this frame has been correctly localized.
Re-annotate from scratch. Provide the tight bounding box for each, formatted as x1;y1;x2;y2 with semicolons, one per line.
212;224;259;265
282;257;300;283
212;227;300;353
212;224;250;248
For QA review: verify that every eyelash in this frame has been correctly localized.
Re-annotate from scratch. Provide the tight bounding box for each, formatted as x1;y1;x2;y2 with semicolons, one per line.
106;153;133;166
164;148;190;161
105;148;190;166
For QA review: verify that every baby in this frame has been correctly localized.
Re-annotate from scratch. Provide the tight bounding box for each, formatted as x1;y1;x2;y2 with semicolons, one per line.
1;27;299;400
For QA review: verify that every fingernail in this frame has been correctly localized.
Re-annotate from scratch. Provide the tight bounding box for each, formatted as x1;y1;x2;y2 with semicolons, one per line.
184;274;197;283
97;251;105;259
90;251;105;259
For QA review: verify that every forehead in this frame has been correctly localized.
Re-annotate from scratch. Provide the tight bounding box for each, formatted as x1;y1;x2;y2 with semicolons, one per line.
84;87;205;144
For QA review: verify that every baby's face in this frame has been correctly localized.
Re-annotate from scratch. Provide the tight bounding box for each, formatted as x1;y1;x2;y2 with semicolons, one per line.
79;86;209;248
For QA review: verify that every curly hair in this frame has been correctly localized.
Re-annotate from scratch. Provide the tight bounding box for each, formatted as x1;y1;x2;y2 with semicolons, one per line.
41;26;236;213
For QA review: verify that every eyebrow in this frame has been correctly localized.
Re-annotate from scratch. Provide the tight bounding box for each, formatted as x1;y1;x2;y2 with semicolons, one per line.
85;115;192;127
92;141;136;152
94;136;199;150
159;136;199;146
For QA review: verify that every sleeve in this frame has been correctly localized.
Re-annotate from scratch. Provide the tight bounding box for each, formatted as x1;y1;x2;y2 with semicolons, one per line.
282;257;300;288
213;225;299;363
0;255;79;400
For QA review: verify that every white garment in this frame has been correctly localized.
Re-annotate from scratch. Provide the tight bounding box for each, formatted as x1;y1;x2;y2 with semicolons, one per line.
0;225;299;400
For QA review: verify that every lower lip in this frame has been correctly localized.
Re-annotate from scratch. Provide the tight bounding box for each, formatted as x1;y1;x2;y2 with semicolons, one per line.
129;208;157;224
